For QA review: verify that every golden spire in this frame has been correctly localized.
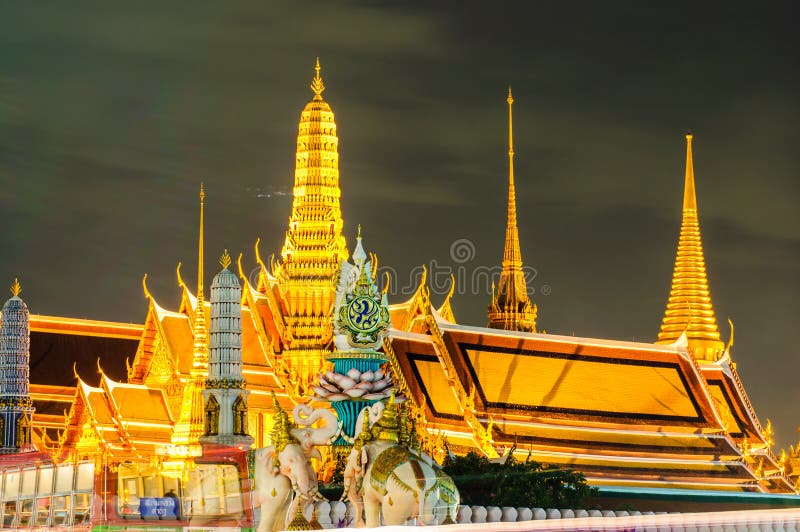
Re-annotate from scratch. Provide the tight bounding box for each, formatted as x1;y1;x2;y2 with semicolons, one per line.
10;278;21;297
656;133;724;361
488;87;537;333
173;184;210;446
192;183;208;374
310;57;325;100
197;183;205;300
275;58;348;394
219;249;232;270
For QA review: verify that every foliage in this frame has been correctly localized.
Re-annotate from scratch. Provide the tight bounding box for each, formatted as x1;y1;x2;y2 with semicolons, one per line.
442;451;598;509
318;452;347;501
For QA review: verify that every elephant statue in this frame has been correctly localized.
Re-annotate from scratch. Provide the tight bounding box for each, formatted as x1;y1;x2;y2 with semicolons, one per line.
252;398;340;532
342;394;459;527
252;442;310;532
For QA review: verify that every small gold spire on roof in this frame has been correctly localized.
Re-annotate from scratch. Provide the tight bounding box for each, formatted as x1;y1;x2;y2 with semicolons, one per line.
310;57;325;99
357;223;362;239
219;249;232;269
10;278;21;297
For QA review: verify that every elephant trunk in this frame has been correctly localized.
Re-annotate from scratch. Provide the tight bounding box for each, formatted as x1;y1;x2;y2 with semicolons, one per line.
291;404;339;446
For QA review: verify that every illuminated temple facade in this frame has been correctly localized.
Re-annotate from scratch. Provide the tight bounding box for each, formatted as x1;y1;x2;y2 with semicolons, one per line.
4;61;797;494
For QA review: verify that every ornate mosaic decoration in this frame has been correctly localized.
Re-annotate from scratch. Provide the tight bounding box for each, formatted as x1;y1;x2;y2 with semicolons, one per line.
334;226;390;352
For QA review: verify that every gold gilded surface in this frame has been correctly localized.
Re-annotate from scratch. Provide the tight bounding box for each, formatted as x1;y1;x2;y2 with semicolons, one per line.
488;87;537;333
411;359;462;416
707;383;743;435
496;422;720;449
172;185;209;446
465;348;697;418
656;134;725;361
370;445;413;496
274;58;348;393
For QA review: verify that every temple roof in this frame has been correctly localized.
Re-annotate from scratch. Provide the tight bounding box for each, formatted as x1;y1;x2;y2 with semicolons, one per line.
23;315;141;387
387;315;793;493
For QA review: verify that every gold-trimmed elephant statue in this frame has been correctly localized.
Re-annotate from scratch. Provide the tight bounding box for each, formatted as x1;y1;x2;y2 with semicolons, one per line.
252;399;340;532
342;396;459;527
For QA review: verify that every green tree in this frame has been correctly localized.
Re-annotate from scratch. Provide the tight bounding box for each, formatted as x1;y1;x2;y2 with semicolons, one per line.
442;451;597;509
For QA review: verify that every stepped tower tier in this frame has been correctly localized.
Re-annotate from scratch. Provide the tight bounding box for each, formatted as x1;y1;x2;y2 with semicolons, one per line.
274;58;349;391
488;87;537;332
0;279;35;453
656;133;725;361
202;250;253;447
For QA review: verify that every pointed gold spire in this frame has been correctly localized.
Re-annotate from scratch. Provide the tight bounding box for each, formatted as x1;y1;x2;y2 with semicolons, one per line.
656;133;724;361
488;87;537;333
683;133;697;211
173;184;210;447
310;57;325;100
192;183;208;374
197;183;205;300
10;278;21;297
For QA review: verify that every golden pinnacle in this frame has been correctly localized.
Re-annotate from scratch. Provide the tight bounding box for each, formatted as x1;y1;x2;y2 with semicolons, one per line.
10;278;21;297
219;249;232;269
310;57;325;98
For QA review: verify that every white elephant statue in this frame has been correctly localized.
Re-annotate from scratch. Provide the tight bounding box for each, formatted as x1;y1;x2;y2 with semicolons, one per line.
252;442;310;532
342;395;459;527
252;399;340;532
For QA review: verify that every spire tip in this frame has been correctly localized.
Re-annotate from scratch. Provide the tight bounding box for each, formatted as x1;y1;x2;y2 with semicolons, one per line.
10;278;21;297
220;249;232;270
197;183;206;300
311;57;325;98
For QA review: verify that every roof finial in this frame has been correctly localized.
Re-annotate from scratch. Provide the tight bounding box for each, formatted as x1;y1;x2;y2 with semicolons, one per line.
507;86;516;222
352;224;367;263
683;132;697;211
219;249;232;269
142;274;152;300
10;278;21;297
197;183;205;301
311;57;325;99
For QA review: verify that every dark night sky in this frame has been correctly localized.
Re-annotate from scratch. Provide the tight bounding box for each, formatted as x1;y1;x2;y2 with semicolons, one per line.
1;2;798;449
